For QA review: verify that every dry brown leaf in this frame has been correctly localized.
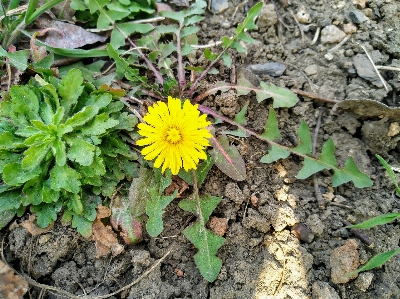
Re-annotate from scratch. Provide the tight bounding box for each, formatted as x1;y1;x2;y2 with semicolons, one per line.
96;204;111;219
92;218;124;258
0;260;28;299
20;214;53;236
35;18;107;49
164;176;189;198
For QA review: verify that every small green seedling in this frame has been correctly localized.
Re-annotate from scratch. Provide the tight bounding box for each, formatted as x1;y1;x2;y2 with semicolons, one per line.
346;154;400;276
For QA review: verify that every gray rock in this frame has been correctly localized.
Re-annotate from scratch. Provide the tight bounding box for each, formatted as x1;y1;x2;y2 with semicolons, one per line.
349;10;369;24
304;64;318;75
353;54;383;87
312;281;341;299
354;272;374;292
257;4;278;28
247;62;286;76
321;25;346;44
211;0;228;14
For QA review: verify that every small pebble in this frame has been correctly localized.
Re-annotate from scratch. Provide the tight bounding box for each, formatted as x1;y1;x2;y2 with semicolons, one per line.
345;49;354;57
325;52;334;60
349;10;369;24
211;0;229;14
343;22;357;34
352;0;366;9
320;25;346;44
330;239;359;284
312;281;341;299
291;223;315;243
221;20;231;29
354;272;374;292
247;62;286;77
304;64;318;75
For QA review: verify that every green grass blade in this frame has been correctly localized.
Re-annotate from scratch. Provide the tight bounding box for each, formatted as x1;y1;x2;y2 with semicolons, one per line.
346;213;400;229
347;248;400;276
376;154;400;195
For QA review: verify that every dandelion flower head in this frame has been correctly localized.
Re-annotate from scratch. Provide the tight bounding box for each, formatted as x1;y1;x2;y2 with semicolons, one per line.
136;96;211;175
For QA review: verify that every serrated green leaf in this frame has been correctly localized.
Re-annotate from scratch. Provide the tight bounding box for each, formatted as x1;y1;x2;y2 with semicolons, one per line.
0;48;29;71
221;52;232;68
82;194;101;221
146;170;177;237
261;108;280;140
42;179;60;203
181;26;199;38
64;106;99;128
0;190;22;212
209;134;246;181
178;155;214;186
80;113;119;136
52;138;67;166
346;213;400;229
114;112;137;131
296;157;327;179
204;48;217;61
72;214;93;237
332;157;372;188
67;137;95;166
77;153;106;177
50;165;82;193
10;85;41;121
21;140;52;170
0;209;17;229
58;69;84;116
0;151;22;172
31;202;61;228
111;23;154;49
376;154;400;195
159;10;185;24
319;138;337;167
183;222;225;282
23;177;43;205
179;194;222;225
67;194;83;214
260;144;290;164
234;101;248;125
259;82;299;108
2;163;41;186
0;132;25;149
347;248;400;277
293;120;312;155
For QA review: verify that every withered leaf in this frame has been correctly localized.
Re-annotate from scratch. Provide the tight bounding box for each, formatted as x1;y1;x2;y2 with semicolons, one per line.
92;218;124;258
0;260;28;299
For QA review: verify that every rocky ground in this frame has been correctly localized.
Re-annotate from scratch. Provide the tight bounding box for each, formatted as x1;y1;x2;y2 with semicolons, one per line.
2;0;400;298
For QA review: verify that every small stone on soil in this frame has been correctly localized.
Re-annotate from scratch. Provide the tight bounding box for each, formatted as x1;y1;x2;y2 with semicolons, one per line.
312;281;341;299
247;62;286;77
320;25;346;44
330;239;359;284
210;0;229;14
349;10;369;24
354;272;374;292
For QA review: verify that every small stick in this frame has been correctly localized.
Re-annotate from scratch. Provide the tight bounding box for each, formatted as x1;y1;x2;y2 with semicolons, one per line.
343;220;373;246
328;35;350;53
329;202;353;209
312;107;326;209
310;27;320;46
376;66;400;72
357;43;389;91
291;89;340;104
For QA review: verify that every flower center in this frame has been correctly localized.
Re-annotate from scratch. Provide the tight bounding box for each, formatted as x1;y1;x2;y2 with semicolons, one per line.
166;128;182;144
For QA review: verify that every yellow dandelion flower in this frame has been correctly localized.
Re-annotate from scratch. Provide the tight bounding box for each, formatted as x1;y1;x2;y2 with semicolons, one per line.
136;96;212;175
